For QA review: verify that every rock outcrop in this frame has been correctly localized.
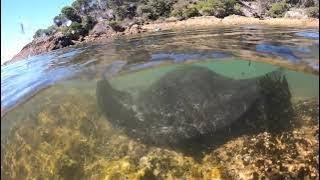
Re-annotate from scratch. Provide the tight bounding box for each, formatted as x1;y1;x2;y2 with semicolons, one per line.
11;32;74;61
89;22;115;37
284;8;308;19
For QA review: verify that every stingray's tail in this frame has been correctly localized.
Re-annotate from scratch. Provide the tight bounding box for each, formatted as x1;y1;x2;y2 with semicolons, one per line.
257;67;293;132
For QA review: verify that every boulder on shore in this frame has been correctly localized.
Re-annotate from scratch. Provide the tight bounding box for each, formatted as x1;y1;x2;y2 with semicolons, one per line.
284;8;308;19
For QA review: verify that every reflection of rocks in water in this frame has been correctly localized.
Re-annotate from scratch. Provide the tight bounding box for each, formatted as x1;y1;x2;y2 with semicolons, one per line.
114;38;153;64
256;44;301;63
295;31;319;39
255;42;320;65
96;65;294;153
310;43;319;60
150;52;233;62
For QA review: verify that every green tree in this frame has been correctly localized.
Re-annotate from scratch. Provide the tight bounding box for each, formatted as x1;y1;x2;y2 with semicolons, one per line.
65;22;88;40
306;6;319;18
81;15;96;31
33;25;57;38
148;0;175;17
268;2;289;18
107;0;124;9
115;6;127;20
137;0;175;20
72;0;88;9
171;0;200;19
53;14;65;27
72;0;91;14
61;6;82;23
137;4;158;20
195;0;239;18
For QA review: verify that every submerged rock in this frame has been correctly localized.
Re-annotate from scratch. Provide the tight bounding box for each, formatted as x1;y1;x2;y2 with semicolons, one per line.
96;65;292;148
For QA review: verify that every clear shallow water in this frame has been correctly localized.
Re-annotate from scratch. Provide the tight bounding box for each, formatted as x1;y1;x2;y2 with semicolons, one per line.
109;60;318;102
1;26;319;179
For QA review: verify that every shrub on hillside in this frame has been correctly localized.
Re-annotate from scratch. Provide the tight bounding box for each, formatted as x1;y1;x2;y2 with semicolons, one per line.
63;22;88;40
147;0;175;17
126;3;137;19
33;29;47;38
33;26;57;38
107;20;126;32
171;0;200;19
184;6;200;18
61;6;82;23
108;0;124;9
171;0;189;17
114;6;127;20
268;2;289;18
137;4;158;20
233;3;243;15
82;15;96;31
137;0;175;20
195;0;240;18
53;14;66;27
72;0;101;14
305;6;319;18
72;0;89;13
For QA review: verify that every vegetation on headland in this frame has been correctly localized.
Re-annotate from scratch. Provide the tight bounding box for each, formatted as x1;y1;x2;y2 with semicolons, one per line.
32;0;319;40
8;0;318;62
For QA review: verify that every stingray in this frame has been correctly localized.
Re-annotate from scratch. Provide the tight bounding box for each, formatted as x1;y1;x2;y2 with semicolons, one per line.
96;65;292;148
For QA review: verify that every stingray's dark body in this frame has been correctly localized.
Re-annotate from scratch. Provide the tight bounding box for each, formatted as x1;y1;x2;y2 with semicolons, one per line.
97;66;291;147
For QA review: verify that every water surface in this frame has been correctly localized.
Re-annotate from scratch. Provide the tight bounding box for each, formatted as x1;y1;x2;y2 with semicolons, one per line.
1;26;319;115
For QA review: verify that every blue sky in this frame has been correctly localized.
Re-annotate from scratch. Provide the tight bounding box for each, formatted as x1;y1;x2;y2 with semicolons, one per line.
1;0;73;63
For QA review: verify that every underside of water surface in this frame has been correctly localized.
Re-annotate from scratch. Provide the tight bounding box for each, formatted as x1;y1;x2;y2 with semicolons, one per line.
108;60;319;100
2;58;319;180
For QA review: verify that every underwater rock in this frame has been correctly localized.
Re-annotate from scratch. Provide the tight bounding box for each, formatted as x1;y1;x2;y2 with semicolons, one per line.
97;65;292;148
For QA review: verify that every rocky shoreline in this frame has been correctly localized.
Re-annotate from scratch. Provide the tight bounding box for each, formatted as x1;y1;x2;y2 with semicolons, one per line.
8;15;319;64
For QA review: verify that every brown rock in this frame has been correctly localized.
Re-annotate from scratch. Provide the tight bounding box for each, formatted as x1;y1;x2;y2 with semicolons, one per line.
11;32;74;61
165;17;179;22
89;22;115;37
284;8;308;19
50;34;74;50
124;24;143;35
